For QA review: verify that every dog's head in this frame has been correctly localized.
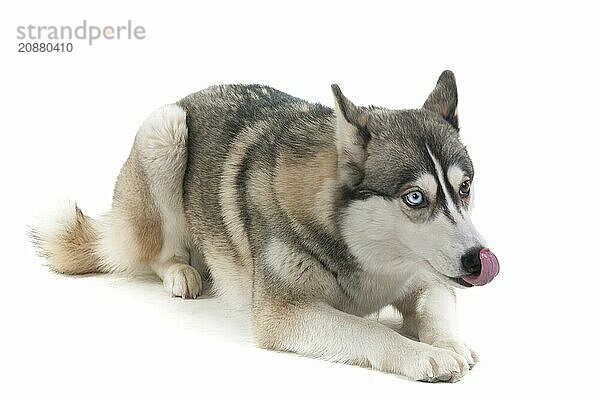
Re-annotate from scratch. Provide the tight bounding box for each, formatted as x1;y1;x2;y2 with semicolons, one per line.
335;71;499;287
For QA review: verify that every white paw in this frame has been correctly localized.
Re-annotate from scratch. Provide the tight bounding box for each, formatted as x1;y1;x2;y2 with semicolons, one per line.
384;344;470;382
163;264;202;299
431;338;479;369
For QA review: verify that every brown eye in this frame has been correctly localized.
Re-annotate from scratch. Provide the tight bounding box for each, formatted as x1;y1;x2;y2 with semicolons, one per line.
459;180;471;198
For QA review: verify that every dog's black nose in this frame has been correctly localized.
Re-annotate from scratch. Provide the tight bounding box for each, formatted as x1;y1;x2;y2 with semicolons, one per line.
461;247;484;275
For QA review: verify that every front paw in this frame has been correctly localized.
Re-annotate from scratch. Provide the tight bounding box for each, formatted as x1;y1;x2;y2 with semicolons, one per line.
431;338;479;369
401;346;470;382
378;342;470;382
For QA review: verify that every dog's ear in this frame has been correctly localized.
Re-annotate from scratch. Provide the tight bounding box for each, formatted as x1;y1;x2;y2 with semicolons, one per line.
331;84;370;186
423;70;459;129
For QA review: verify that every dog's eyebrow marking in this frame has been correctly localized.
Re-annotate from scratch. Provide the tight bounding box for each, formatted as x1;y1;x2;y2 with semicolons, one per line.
426;146;459;222
413;173;437;196
447;165;466;188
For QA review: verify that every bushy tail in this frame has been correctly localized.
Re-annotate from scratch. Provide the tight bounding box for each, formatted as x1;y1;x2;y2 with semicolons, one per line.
30;201;104;275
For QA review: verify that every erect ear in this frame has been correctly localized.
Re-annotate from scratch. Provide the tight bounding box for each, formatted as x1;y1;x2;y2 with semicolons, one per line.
423;70;459;129
331;84;370;186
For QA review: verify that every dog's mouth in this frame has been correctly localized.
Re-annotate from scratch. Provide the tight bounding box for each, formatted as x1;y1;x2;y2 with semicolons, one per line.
450;277;474;287
425;248;500;288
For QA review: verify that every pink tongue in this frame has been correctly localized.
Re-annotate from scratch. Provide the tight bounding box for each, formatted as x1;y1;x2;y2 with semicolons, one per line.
462;248;499;286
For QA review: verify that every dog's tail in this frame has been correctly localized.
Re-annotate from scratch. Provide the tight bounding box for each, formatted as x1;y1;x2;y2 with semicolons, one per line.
30;201;104;275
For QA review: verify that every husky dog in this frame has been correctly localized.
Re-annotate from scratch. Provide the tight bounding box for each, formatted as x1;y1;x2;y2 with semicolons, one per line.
32;70;499;382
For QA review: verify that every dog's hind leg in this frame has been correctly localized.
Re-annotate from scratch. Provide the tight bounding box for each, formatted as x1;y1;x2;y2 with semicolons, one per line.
32;103;202;299
132;104;203;298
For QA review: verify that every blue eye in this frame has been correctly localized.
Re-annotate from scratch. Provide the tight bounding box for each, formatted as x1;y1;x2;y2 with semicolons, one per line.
405;191;424;207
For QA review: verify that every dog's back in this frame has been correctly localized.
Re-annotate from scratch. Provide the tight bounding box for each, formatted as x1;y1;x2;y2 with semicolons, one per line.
178;84;340;306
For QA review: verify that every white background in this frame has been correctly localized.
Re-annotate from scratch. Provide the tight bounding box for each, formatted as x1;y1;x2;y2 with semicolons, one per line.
1;1;598;398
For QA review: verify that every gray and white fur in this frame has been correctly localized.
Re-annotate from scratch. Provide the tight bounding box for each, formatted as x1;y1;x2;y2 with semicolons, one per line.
32;71;498;382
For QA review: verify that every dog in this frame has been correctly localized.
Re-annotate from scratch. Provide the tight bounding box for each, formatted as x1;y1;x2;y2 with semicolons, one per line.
31;70;499;382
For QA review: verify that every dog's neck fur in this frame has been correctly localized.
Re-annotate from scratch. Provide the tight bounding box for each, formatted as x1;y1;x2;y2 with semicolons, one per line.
273;129;423;314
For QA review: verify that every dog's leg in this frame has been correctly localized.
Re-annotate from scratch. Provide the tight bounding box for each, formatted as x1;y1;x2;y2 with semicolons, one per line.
134;104;204;298
394;283;478;368
253;298;469;382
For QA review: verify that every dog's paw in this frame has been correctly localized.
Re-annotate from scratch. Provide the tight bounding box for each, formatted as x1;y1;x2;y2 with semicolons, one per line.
431;338;479;369
163;264;202;299
403;346;470;382
381;344;469;382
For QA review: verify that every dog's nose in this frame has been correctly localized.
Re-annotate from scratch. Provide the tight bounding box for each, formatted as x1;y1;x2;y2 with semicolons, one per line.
461;246;485;275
